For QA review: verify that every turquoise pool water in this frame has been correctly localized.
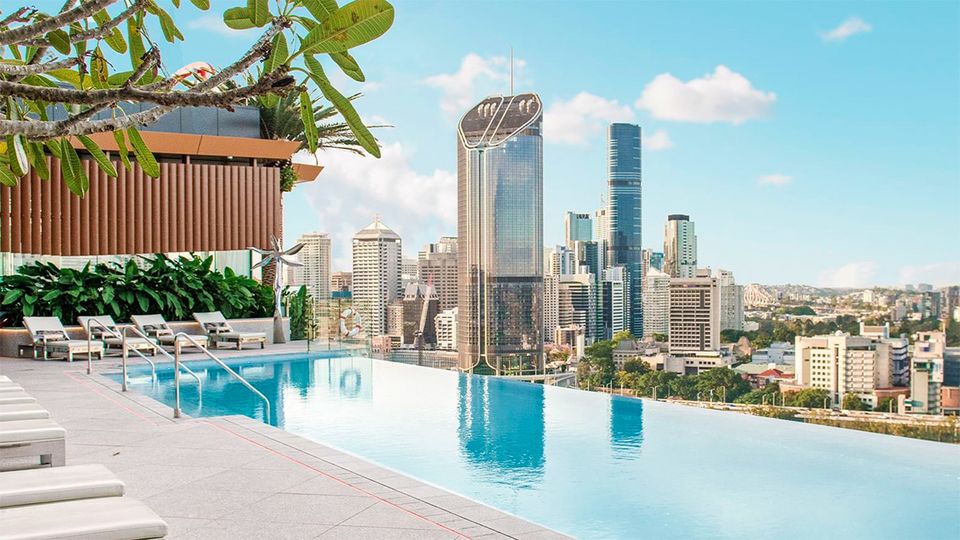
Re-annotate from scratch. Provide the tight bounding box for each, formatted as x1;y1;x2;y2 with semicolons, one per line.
116;354;960;539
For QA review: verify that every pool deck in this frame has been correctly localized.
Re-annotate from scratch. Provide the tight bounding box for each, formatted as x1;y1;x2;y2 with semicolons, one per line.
0;347;570;540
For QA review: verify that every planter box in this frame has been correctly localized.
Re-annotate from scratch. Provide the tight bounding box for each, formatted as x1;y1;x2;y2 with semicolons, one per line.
0;317;289;359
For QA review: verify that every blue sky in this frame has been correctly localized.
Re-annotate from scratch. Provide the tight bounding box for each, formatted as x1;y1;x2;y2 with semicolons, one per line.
47;0;960;286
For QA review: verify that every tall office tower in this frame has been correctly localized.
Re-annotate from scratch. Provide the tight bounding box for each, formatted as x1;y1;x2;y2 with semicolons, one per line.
457;94;544;374
795;332;895;409
401;283;439;347
642;248;664;273
716;269;744;331
543;274;559;343
290;232;331;299
434;307;458;350
668;270;719;353
564;212;593;249
573;240;601;277
559;273;598;342
418;245;458;312
663;214;697;278
642;268;670;338
595;206;609;269
352;217;402;336
940;286;959;321
601;266;628;340
401;257;419;288
606;123;643;336
330;271;352;293
546;245;576;276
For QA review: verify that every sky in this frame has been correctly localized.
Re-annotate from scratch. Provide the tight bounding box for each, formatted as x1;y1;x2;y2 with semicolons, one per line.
49;0;960;287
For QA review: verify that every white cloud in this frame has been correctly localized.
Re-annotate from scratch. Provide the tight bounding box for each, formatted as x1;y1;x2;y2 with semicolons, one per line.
758;173;792;187
292;143;456;270
542;92;635;145
818;261;878;288
643;129;673;151
898;263;960;287
821;17;872;42
423;53;526;119
185;14;255;38
635;65;776;125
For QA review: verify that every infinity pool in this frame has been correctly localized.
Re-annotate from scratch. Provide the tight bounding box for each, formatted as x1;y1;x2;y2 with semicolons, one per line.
116;353;960;539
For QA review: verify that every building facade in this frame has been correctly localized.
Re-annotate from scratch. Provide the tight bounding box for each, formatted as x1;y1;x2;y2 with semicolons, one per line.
663;214;697;278
351;217;402;336
435;307;458;350
559;273;598;342
401;283;439;347
642;268;670;338
606;123;643;336
668;271;719;353
910;332;946;414
457;94;544;374
564;212;593;249
602;266;628;340
543;274;559;344
290;232;331;300
794;333;892;408
716;269;744;331
417;249;458;312
330;271;352;293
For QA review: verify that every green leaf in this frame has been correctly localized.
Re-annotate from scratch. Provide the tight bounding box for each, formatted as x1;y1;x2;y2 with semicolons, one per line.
127;18;147;71
27;142;50;181
154;7;184;43
223;7;255;30
77;135;118;178
329;51;364;82
46;29;71;55
46;69;83;88
126;127;160;178
264;33;288;73
6;135;28;177
0;165;17;187
248;0;270;27
90;47;109;89
113;130;132;172
305;56;380;157
302;0;338;22
300;0;394;54
299;91;318;153
60;139;89;196
45;139;63;160
2;289;23;305
189;0;211;9
104;27;127;54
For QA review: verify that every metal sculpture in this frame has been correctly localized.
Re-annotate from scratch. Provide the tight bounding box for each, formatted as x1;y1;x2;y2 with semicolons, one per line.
250;236;304;344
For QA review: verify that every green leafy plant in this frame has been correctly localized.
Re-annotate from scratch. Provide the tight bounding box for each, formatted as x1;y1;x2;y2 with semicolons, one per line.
285;285;311;340
0;255;273;326
280;161;297;192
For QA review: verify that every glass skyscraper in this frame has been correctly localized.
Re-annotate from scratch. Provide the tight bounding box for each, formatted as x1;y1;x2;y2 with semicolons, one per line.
606;123;643;336
457;94;544;374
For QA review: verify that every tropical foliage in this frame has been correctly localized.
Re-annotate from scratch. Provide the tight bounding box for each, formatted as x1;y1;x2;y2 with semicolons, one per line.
285;285;311;340
0;256;273;326
0;0;394;194
255;91;387;155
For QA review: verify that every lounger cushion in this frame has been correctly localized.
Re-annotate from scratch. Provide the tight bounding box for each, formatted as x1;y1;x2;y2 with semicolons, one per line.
0;418;65;445
0;403;50;422
45;340;104;352
216;332;266;340
0;464;124;508
158;334;207;345
102;337;155;348
0;393;37;405
0;384;24;392
0;496;167;539
0;375;11;382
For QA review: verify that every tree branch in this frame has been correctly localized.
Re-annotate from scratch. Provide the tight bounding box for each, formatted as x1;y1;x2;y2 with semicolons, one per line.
0;0;117;46
0;56;82;75
0;7;35;28
23;0;148;48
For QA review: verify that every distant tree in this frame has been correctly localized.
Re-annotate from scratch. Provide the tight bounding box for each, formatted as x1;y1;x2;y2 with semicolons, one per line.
694;368;751;402
734;383;781;405
652;333;668;342
637;370;678;398
785;388;831;408
612;330;634;345
623;359;649;374
842;393;869;411
946;318;960;347
670;376;698;401
874;396;897;413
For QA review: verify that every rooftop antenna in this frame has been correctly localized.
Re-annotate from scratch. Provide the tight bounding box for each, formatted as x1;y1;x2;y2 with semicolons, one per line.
509;47;514;95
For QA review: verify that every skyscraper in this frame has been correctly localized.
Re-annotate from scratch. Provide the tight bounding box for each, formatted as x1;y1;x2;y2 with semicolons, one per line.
290;232;331;300
606;123;643;337
564;212;593;249
594;206;609;269
642;268;670;338
668;270;719;353
601;266;628;340
351;217;402;336
418;239;458;312
457;94;544;374
663;214;697;278
716;269;744;331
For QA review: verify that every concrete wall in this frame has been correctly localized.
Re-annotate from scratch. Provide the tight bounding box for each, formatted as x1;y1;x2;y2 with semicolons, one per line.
0;317;289;358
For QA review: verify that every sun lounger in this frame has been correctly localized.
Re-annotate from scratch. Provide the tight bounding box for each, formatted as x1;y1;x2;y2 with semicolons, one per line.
0;464;125;508
77;316;158;356
194;311;266;350
0;383;24;392
131;314;209;350
22;317;104;362
0;403;50;422
0;392;37;405
0;418;66;467
0;375;11;383
0;496;168;539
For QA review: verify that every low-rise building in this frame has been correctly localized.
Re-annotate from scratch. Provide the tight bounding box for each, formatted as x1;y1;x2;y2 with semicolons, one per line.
435;307;457;351
751;342;795;364
910;332;945;414
795;332;892;408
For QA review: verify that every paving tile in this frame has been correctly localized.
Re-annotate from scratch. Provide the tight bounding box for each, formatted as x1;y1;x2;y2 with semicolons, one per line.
284;475;376;497
483;515;550;536
516;529;575;540
188;465;318;493
172;519;331;540
144;486;273;519
160;516;211;538
240;493;377;525
116;463;228;499
317;525;460;539
338;501;443;530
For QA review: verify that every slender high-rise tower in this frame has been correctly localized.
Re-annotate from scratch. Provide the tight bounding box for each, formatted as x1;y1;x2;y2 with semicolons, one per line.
457;94;544;374
606;123;643;336
663;214;697;278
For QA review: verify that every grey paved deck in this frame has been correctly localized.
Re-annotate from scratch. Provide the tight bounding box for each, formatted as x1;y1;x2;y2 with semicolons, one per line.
0;351;570;540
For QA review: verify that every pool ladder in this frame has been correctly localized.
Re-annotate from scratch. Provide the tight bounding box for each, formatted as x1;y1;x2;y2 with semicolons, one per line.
172;333;271;424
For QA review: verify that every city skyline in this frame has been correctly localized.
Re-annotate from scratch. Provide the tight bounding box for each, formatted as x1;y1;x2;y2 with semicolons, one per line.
139;0;959;287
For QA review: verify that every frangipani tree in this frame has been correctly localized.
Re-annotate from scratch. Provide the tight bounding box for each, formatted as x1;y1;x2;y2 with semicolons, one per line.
0;0;393;195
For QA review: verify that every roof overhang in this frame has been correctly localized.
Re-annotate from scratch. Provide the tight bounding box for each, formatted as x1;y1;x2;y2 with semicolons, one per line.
291;163;324;184
71;131;302;161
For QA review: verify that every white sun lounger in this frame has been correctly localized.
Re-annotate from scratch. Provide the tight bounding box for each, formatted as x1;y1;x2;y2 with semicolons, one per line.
0;496;168;539
22;317;104;362
0;383;24;393
0;418;66;467
78;315;158;356
0;464;125;508
0;403;50;422
194;311;266;350
0;375;11;383
131;314;209;350
0;392;37;405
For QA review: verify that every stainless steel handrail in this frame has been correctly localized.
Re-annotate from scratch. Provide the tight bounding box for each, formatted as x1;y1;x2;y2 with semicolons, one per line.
85;317;116;375
120;326;202;394
172;332;270;423
84;317;154;379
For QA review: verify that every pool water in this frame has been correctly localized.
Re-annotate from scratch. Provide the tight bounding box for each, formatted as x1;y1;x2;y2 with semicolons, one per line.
116;354;960;539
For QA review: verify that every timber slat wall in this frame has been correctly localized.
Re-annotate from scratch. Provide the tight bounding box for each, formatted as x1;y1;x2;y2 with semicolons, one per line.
0;157;280;256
